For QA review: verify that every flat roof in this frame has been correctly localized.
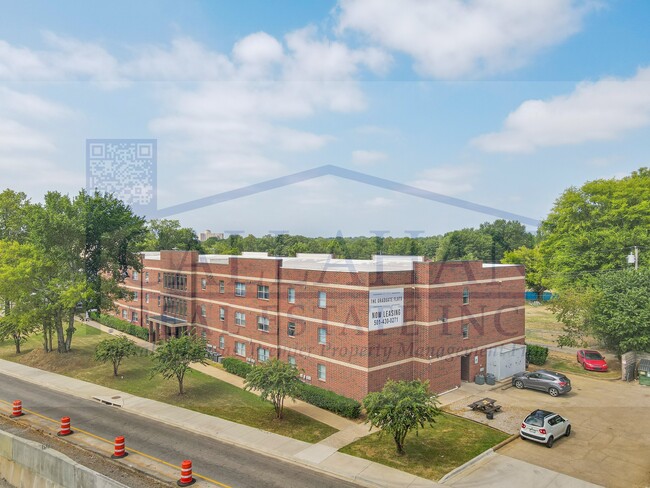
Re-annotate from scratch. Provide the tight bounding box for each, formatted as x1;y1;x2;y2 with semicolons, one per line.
143;251;519;273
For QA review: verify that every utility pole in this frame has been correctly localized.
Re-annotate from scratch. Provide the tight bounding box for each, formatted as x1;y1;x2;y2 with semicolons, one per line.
628;246;639;271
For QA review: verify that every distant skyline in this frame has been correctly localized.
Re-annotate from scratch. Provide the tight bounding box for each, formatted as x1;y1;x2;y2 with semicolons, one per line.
1;1;649;236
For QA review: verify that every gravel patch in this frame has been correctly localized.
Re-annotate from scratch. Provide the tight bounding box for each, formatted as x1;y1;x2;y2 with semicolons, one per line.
443;393;530;435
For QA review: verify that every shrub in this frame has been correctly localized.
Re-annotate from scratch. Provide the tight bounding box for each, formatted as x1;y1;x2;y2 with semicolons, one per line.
221;358;361;418
526;344;549;366
222;357;253;378
89;312;150;341
294;383;361;419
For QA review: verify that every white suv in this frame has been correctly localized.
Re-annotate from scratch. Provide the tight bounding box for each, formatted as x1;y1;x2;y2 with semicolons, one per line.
520;410;571;448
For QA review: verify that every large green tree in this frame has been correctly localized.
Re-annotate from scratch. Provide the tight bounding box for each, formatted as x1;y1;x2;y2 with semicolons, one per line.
539;168;650;289
94;336;139;376
363;380;441;455
244;358;301;419
150;334;208;394
143;219;202;252
589;269;650;354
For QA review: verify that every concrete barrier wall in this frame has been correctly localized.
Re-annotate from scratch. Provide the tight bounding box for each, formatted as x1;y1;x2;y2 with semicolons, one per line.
0;428;128;488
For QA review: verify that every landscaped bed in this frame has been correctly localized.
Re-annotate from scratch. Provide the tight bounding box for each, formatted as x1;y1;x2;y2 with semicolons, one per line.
0;324;337;443
339;412;509;481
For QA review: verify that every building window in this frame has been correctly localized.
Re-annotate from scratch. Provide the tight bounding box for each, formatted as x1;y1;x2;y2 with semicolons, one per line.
132;271;138;280
235;282;246;297
235;312;246;326
318;327;327;345
462;324;469;339
158;272;161;283
257;316;269;332
287;322;296;337
163;273;187;291
317;364;326;381
133;291;138;301
122;309;127;319
462;287;470;305
131;311;138;323
201;278;207;290
145;272;149;283
257;347;270;362
219;280;225;293
145;293;149;304
257;285;270;300
220;307;225;321
288;288;295;304
157;295;161;307
219;336;225;349
201;329;207;340
235;342;246;357
318;291;326;308
201;305;207;317
163;296;187;317
288;356;296;367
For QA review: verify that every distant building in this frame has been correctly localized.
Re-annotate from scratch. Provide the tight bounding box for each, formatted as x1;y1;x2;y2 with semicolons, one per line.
115;250;525;400
199;230;224;242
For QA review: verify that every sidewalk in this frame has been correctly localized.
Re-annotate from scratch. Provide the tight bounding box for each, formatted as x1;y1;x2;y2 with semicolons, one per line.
0;358;438;488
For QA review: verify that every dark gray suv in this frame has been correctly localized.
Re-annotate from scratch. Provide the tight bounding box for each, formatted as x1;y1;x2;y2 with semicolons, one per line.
512;370;572;397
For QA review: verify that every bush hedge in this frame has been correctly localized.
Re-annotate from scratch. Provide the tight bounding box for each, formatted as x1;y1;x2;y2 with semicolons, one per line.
89;312;150;341
222;357;253;378
526;344;549;366
221;357;361;418
294;383;361;419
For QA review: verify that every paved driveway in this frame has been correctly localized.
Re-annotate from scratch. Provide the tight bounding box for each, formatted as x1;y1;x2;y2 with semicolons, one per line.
452;375;650;488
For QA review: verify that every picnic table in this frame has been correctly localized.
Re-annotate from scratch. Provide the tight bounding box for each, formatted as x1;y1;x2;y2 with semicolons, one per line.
467;397;502;419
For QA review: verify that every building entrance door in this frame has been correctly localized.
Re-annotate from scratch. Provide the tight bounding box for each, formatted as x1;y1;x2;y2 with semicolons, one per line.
461;354;470;382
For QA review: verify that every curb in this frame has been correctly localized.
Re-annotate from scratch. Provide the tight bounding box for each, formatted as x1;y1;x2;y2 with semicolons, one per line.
438;448;494;484
492;434;518;451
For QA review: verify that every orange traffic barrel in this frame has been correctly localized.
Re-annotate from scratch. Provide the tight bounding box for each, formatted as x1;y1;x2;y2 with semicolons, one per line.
177;459;196;486
111;436;128;458
57;416;72;436
11;400;23;417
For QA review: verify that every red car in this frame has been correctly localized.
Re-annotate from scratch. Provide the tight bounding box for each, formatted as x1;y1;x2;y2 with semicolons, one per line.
577;349;608;371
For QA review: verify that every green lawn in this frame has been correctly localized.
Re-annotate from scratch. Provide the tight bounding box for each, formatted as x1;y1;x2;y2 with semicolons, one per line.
525;304;566;344
340;413;509;481
0;324;336;443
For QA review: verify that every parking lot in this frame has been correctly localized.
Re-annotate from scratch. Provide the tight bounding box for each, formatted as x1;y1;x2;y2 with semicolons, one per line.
448;375;650;488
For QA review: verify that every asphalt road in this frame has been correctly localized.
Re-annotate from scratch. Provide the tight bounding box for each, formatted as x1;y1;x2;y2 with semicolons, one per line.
0;372;359;488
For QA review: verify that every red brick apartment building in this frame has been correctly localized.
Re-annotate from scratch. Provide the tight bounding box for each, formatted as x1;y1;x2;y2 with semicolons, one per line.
114;250;525;400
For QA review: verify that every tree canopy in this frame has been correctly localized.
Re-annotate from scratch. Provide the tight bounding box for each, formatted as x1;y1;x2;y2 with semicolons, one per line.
363;379;441;455
94;335;139;376
150;334;208;394
538;168;649;289
244;358;302;419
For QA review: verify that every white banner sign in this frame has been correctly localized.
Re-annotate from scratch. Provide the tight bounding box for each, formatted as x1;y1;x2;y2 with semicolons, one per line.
369;288;404;330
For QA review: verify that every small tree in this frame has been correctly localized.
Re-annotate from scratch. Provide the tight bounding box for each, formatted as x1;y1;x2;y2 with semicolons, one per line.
244;359;301;419
94;336;138;376
150;334;207;394
363;379;441;455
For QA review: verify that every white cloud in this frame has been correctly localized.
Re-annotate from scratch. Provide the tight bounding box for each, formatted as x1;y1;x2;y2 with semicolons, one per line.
337;0;594;79
410;164;480;195
473;67;650;153
0;119;55;153
0;86;72;119
364;196;392;207
0;32;123;87
352;150;388;165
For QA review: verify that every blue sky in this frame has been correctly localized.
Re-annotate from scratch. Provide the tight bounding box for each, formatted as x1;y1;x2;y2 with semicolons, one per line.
1;0;649;237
